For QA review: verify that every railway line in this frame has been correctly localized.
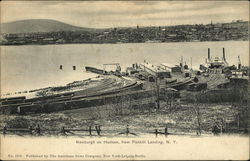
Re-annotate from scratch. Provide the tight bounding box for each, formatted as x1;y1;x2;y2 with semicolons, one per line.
0;75;144;114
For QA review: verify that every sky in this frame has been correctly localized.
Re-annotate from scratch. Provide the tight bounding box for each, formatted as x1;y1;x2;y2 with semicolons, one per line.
1;1;249;28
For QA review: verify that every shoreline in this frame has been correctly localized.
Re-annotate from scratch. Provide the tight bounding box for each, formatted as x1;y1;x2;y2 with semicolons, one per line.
0;72;99;99
0;39;248;46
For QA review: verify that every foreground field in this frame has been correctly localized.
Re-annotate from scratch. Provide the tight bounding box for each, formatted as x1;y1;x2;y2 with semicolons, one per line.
0;102;248;137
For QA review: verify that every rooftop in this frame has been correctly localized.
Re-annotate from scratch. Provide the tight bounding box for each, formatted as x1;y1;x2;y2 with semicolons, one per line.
140;62;168;73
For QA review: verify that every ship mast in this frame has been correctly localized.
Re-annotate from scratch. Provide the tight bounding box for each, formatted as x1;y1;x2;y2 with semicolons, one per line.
208;48;211;62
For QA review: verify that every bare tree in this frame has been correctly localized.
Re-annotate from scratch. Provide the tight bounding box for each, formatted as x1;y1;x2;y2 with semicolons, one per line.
109;94;132;116
193;103;202;135
152;77;161;110
192;92;202;135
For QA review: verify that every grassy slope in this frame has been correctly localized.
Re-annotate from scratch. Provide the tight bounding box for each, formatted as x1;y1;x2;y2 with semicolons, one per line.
1;102;247;136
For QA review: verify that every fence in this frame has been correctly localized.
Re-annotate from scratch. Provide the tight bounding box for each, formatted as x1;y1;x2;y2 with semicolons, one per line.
1;124;240;137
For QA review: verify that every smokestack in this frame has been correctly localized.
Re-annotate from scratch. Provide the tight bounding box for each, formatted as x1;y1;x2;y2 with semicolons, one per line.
238;56;241;69
180;56;183;67
223;48;226;61
208;48;210;61
190;57;192;70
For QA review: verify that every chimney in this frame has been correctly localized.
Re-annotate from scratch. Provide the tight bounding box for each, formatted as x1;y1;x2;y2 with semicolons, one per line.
208;48;210;61
223;48;226;61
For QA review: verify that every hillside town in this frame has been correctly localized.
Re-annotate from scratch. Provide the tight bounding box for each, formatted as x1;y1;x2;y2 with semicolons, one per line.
1;20;248;45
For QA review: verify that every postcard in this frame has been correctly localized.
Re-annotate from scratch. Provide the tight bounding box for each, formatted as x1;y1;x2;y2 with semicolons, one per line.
0;0;249;160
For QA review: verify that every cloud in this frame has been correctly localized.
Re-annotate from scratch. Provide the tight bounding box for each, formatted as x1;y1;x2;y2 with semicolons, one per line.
1;1;249;28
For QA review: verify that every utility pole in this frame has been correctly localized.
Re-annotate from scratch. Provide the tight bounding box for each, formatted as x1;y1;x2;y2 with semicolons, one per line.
196;104;201;135
194;93;202;135
155;76;160;110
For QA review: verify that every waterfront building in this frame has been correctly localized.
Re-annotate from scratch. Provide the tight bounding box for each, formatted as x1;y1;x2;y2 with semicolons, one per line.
160;63;182;73
139;62;171;78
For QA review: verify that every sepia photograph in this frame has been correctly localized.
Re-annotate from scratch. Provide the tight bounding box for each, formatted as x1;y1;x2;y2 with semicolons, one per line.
0;0;249;160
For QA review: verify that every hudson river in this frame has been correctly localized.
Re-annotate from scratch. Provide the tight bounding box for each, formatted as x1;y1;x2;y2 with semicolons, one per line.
1;41;249;94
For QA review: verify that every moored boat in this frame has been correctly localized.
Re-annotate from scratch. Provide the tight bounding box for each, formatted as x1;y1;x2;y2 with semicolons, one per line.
85;66;107;74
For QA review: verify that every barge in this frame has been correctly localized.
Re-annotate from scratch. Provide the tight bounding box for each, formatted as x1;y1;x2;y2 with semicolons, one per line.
85;66;107;74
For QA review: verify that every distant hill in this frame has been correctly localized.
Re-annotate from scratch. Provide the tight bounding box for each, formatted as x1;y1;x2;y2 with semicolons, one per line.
1;19;96;34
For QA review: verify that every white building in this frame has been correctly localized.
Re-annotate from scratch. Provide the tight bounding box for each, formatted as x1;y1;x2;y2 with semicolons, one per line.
139;62;171;78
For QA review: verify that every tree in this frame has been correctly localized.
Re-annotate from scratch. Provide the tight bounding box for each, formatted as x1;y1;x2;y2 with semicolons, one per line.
193;103;202;135
192;92;202;135
152;77;161;110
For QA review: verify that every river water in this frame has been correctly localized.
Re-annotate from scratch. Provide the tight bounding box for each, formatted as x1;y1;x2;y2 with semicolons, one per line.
1;41;249;95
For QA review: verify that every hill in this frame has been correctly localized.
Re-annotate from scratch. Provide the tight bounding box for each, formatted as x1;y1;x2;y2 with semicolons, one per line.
1;20;248;45
1;19;95;33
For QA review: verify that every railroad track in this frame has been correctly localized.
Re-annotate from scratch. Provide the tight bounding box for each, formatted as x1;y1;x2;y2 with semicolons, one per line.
0;77;142;114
